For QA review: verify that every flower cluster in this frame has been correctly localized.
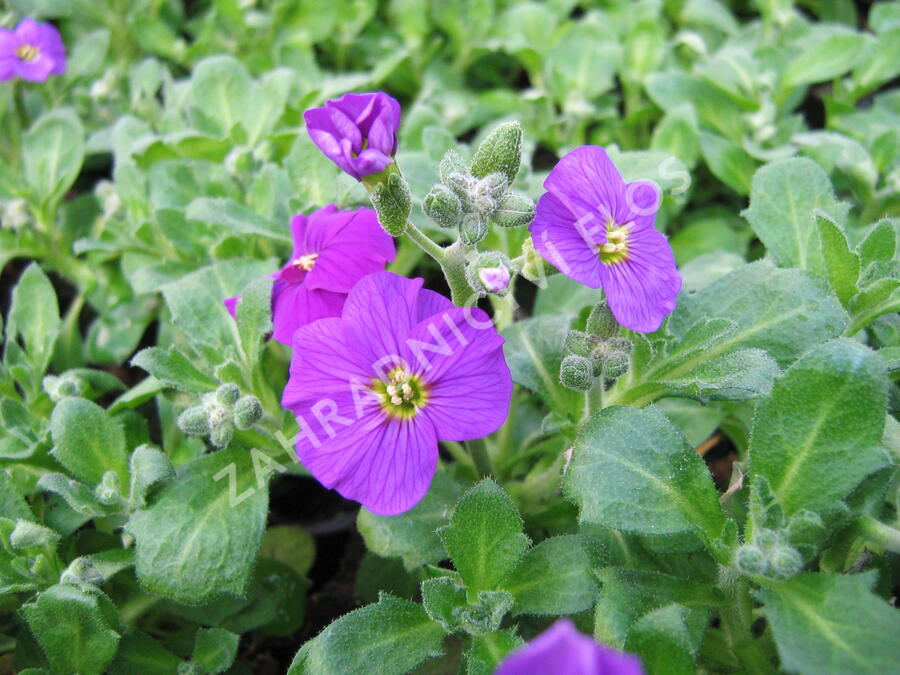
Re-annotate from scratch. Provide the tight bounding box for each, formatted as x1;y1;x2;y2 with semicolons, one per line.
0;19;66;82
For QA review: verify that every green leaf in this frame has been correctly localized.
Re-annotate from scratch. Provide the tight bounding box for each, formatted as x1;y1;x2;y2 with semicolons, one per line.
743;158;848;276
857;219;897;267
126;446;269;604
161;259;277;351
466;629;523;675
564;406;728;552
439;479;529;597
698;132;757;195
23;108;85;207
759;571;900;675
20;584;120;675
188;56;252;137
847;279;900;336
624;604;704;675
749;339;888;516
131;346;219;393
420;576;467;631
651;104;700;168
261;525;316;578
501;535;597;615
186;198;291;243
0;472;30;520
287;594;445;675
193;627;239;674
8;263;60;375
50;398;129;488
594;568;719;649
36;473;108;516
106;629;182;675
783;27;874;88
501;315;584;420
128;444;175;510
236;276;274;368
358;470;466;568
816;213;859;307
664;261;847;368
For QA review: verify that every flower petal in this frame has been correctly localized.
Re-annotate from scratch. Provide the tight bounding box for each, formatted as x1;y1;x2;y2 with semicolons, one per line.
598;226;682;333
543;145;628;224
531;191;603;288
271;281;345;346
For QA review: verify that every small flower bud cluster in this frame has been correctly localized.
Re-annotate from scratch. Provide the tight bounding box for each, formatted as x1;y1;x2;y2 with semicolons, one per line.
42;373;86;402
423;123;534;245
559;303;632;391
465;251;513;297
734;527;804;579
95;471;124;507
177;383;263;448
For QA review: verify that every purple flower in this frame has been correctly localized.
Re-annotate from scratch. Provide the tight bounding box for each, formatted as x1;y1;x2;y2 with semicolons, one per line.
529;146;682;333
479;265;511;294
304;92;402;181
0;19;66;82
495;619;644;675
225;205;395;345
281;272;512;515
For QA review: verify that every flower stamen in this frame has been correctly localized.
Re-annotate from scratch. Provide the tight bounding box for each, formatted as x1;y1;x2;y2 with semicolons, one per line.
292;253;319;271
16;44;39;62
372;367;428;419
598;223;630;265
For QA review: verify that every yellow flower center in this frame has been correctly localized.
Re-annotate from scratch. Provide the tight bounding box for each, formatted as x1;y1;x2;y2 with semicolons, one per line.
292;253;319;271
16;44;39;62
372;367;428;419
598;222;630;265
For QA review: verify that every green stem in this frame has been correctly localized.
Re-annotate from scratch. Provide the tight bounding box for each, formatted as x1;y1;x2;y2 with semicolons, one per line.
467;438;493;478
441;240;478;307
403;221;445;264
719;582;775;675
857;515;900;554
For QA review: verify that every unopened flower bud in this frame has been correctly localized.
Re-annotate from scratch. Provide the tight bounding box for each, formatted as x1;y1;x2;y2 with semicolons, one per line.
565;330;598;357
216;383;241;407
492;192;534;228
233;395;263;430
460;215;488;245
735;545;768;576
177;405;210;436
602;351;631;379
770;545;803;578
370;172;411;236
478;266;510;295
559;354;594;392
10;520;60;549
209;423;234;449
206;405;230;430
586;302;619;338
1;198;30;230
42;373;85;401
95;471;122;506
471;121;523;186
754;529;778;551
424;184;463;229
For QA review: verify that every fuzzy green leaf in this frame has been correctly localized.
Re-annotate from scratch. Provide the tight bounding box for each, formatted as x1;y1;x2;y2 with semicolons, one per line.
50;397;129;488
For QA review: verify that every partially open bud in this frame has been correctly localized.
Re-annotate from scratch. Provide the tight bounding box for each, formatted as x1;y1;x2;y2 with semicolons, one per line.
369;172;412;236
95;471;123;507
735;544;768;576
42;373;85;402
471;121;523;186
460;215;488;245
424;184;463;229
177;405;210;436
233;395;263;430
466;252;512;296
586;302;619;338
492;192;534;228
770;545;803;578
215;383;241;407
559;354;594;392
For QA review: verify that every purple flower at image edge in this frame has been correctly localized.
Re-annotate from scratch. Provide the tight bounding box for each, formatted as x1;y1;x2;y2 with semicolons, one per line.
304;91;402;181
225;205;395;345
0;18;66;82
281;272;512;515
529;145;682;333
495;619;644;675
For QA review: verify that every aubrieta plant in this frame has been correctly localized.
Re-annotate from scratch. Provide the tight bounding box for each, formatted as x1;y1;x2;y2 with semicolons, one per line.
1;2;899;675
